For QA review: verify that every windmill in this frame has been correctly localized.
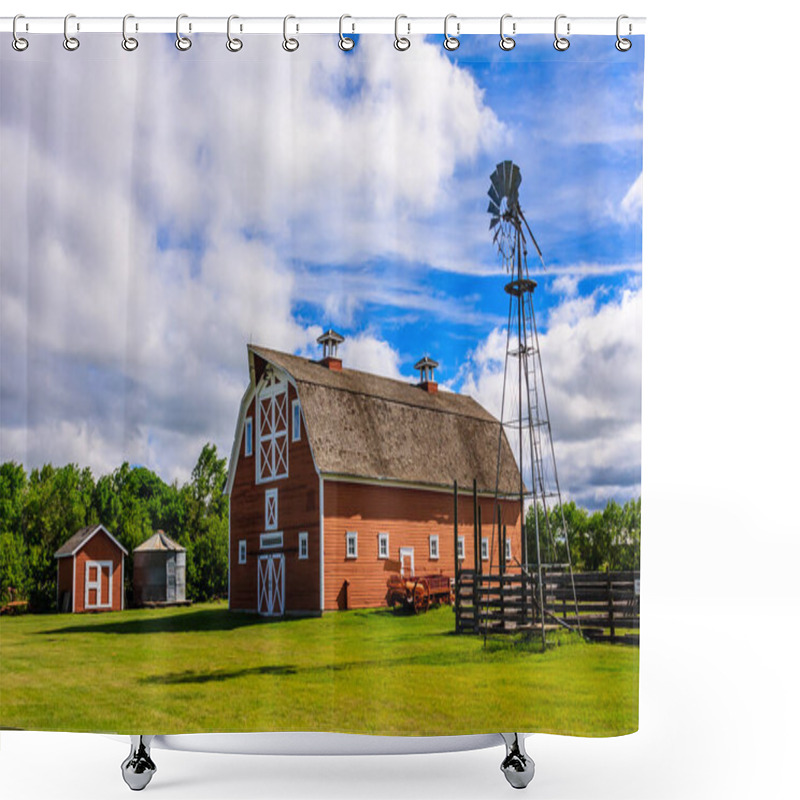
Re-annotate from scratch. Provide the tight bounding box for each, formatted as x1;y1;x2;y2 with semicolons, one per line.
486;160;581;648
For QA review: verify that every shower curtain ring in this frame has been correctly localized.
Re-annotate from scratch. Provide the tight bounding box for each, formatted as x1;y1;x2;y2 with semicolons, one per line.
63;13;80;51
443;14;460;51
12;15;29;51
226;15;243;52
499;14;515;51
394;15;411;51
554;15;570;51
615;15;632;51
283;15;299;51
175;14;192;50
339;15;355;51
122;15;138;51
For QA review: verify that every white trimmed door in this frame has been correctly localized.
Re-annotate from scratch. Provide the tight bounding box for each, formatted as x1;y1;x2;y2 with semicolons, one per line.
85;560;113;609
399;547;415;578
257;553;285;617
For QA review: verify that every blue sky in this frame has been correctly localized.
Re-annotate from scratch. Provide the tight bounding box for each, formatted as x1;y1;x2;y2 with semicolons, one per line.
1;33;643;508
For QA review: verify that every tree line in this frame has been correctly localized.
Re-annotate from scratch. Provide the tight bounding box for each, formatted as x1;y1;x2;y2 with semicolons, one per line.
525;497;641;572
0;444;228;611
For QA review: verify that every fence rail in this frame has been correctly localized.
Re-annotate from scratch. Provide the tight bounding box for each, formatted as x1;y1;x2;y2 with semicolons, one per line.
455;568;640;645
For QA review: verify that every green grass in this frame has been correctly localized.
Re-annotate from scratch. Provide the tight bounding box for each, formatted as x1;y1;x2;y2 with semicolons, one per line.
0;603;638;736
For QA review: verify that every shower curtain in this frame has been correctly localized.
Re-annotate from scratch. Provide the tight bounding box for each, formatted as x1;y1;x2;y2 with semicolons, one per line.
0;28;643;739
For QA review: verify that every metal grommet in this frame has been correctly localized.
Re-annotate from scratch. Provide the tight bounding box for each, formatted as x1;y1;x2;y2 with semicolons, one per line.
226;15;243;52
63;13;80;51
283;15;299;52
175;14;192;51
339;14;355;51
554;14;570;51
394;14;410;51
616;15;632;51
443;14;460;51
122;14;138;51
499;14;515;51
12;15;29;51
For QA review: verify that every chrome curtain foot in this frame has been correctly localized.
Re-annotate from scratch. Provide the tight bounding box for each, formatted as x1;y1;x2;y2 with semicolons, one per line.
121;735;157;791
500;733;535;789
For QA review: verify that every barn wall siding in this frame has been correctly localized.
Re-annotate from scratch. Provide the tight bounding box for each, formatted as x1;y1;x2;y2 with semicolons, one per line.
229;385;321;612
323;481;521;611
57;557;72;612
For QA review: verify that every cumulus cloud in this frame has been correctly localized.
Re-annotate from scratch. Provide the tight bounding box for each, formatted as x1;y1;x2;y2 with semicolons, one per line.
458;289;641;508
1;35;503;481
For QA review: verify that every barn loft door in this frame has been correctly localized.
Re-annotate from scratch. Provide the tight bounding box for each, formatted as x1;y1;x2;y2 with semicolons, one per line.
257;554;285;617
399;547;415;578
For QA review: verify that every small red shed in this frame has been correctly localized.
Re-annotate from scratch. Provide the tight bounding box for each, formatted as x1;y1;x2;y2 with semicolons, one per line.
54;524;128;613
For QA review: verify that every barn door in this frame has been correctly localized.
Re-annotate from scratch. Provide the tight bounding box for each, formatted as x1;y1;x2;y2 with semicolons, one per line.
399;547;415;578
257;554;285;617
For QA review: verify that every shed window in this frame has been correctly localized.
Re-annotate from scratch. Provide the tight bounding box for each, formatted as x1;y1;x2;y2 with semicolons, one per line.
378;532;389;559
505;538;512;562
457;536;465;561
346;531;358;559
244;417;253;457
298;532;308;560
481;537;489;561
292;399;302;442
429;535;439;560
238;540;247;564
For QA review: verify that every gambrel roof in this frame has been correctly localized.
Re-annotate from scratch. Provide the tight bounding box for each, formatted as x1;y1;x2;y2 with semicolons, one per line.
227;345;520;496
54;524;128;558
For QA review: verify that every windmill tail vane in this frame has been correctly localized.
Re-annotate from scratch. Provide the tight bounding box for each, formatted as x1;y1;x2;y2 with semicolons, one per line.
487;160;546;270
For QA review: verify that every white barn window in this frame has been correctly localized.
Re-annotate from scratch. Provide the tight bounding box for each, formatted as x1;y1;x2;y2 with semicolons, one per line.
346;531;358;559
481;537;489;561
260;532;283;550
378;532;389;559
505;539;512;562
238;540;247;564
264;488;278;531
292;399;302;442
429;535;439;560
244;417;253;457
256;370;289;483
298;532;308;560
457;536;465;561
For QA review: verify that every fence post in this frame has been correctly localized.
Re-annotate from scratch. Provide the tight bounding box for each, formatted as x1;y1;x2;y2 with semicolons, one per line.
454;480;459;632
607;566;615;642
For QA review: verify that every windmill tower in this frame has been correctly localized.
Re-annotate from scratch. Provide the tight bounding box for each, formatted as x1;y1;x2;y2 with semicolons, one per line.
486;160;581;648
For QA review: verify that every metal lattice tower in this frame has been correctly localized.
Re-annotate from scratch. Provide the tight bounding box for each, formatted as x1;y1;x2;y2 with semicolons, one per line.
486;160;581;648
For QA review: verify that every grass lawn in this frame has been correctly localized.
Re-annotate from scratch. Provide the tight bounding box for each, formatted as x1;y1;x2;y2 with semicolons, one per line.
0;603;638;736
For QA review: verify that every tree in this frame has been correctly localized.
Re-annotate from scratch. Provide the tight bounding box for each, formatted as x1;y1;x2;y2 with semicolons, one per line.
0;462;27;603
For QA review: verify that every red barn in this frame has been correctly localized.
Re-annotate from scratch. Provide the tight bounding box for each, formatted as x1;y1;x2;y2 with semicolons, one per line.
225;331;522;616
54;524;128;613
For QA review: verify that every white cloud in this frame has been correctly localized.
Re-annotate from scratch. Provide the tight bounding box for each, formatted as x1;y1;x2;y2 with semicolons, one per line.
615;172;643;225
458;289;642;507
1;35;503;481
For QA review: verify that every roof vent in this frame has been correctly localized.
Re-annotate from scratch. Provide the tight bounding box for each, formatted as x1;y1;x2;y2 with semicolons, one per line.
317;329;344;371
414;356;439;394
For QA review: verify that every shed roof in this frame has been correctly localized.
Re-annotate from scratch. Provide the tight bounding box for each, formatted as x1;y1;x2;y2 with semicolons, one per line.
133;531;186;553
54;524;129;558
246;346;520;495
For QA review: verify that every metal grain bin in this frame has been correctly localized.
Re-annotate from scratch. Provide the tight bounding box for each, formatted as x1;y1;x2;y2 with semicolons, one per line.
132;531;187;606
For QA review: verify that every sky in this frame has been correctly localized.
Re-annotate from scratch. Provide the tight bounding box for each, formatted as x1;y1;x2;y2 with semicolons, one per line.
0;33;643;509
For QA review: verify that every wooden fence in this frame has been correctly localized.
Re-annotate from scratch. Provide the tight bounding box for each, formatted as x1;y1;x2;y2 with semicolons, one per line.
455;568;640;645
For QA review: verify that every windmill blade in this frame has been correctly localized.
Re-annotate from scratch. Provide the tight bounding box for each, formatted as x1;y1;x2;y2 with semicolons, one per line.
489;217;499;230
490;168;505;200
501;160;511;192
487;184;501;205
510;163;521;196
487;201;501;217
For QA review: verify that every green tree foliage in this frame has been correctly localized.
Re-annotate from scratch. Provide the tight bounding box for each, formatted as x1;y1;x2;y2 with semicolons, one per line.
0;445;228;611
526;497;641;572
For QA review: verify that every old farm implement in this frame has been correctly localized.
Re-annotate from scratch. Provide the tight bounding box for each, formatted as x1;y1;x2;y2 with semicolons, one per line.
386;572;453;614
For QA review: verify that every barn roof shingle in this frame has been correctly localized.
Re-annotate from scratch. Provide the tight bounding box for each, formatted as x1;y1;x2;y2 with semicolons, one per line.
249;346;520;495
